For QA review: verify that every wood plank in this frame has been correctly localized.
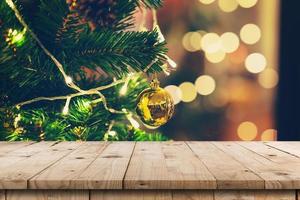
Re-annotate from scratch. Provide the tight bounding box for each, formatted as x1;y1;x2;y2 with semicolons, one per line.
188;142;264;189
214;190;295;200
239;142;300;164
6;190;88;200
172;191;213;200
265;142;300;158
29;142;109;189
0;190;4;200
72;142;135;189
0;142;57;173
91;191;172;200
91;190;214;200
124;142;216;189
0;142;82;189
213;142;300;189
0;142;35;154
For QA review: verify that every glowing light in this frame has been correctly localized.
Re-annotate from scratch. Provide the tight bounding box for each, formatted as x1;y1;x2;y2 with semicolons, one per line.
240;24;261;45
108;130;117;137
237;121;258;141
258;68;279;89
261;129;277;141
127;114;140;129
199;0;215;5
195;75;216;96
201;33;221;53
182;32;202;52
179;82;197;103
220;32;239;53
245;53;267;73
164;85;182;105
62;97;71;115
237;0;258;8
205;50;226;63
119;83;128;96
7;28;26;46
65;76;73;85
218;0;238;12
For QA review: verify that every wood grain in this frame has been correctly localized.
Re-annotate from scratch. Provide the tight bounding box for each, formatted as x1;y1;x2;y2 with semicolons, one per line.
0;142;35;154
213;142;300;189
73;142;135;189
265;142;300;158
91;191;172;200
172;191;214;200
214;190;295;200
29;142;108;189
124;142;216;189
188;142;264;189
0;142;82;189
6;190;89;200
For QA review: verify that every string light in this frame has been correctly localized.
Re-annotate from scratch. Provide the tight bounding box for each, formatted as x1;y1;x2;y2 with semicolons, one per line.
65;76;73;85
245;53;267;73
179;82;197;103
201;33;221;53
195;75;216;95
164;85;182;104
237;121;257;141
218;0;238;13
237;0;258;8
240;24;261;45
258;68;279;89
62;97;71;115
220;32;239;53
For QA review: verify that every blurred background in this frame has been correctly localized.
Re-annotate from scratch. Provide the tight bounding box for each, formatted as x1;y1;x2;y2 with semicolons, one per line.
150;0;290;141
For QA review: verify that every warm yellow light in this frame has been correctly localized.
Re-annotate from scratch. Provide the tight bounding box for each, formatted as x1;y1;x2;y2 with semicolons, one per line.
195;75;216;96
65;76;73;85
189;32;202;51
182;32;202;52
240;24;261;45
179;82;197;103
164;85;182;105
205;50;226;63
237;121;257;141
261;129;277;141
199;0;215;5
237;0;258;8
220;32;240;53
201;33;221;53
258;68;279;89
218;0;238;12
245;53;267;73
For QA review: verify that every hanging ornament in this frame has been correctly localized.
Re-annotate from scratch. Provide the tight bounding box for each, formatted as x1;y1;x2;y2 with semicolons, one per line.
136;78;174;129
66;0;118;30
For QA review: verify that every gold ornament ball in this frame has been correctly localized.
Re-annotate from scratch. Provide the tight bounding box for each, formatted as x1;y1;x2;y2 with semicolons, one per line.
136;79;174;128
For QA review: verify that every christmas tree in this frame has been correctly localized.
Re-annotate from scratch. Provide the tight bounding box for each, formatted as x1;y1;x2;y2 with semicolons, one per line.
0;0;173;141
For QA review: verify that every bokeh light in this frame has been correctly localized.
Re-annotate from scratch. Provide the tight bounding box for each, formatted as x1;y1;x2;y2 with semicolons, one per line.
237;0;258;8
218;0;238;13
201;33;221;53
261;129;277;141
258;68;279;89
245;53;267;73
237;121;258;141
182;32;202;52
240;24;261;45
198;0;215;5
205;50;226;63
220;32;240;53
164;85;182;105
179;82;197;102
195;75;216;95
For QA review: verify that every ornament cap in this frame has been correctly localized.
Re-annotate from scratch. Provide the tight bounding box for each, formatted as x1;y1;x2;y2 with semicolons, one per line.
150;78;160;89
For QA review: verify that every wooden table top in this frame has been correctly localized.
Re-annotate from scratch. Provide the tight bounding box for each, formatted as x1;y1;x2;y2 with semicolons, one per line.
0;141;299;190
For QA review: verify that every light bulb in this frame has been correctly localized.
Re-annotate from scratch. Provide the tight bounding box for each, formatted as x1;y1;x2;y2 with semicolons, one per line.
65;76;73;85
